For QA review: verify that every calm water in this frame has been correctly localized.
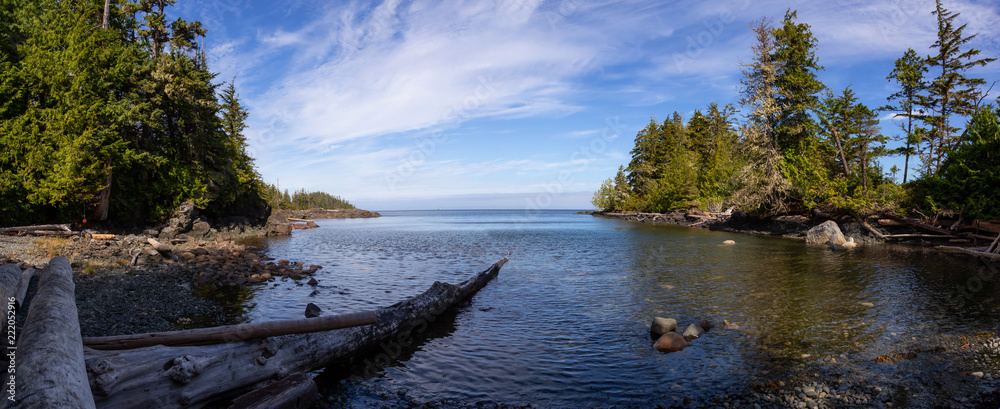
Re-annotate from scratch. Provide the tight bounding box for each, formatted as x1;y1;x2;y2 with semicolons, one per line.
243;210;1000;407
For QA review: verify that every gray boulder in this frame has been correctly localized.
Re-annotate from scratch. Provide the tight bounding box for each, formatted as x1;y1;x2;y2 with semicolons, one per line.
806;220;846;246
682;323;704;340
650;317;678;338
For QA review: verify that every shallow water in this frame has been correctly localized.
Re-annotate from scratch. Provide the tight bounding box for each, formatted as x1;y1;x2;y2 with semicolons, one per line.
244;210;1000;407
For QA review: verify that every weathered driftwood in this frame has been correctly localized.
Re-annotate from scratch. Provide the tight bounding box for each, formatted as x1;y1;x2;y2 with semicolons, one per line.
939;246;1000;261
83;258;508;409
16;267;35;306
147;237;172;253
884;214;995;241
883;234;959;239
0;264;20;304
859;219;887;240
83;310;377;350
227;373;317;409
19;257;96;409
286;218;314;223
988;233;1000;254
877;218;907;227
0;223;70;233
90;234;116;240
21;230;79;236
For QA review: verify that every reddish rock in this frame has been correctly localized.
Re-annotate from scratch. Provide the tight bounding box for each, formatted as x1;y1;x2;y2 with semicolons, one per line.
653;332;687;353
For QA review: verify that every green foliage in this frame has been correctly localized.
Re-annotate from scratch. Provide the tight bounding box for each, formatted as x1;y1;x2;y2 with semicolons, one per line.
917;103;1000;219
921;0;996;175
596;7;991;218
604;104;741;213
261;184;355;211
771;10;824;155
0;0;295;226
883;48;928;183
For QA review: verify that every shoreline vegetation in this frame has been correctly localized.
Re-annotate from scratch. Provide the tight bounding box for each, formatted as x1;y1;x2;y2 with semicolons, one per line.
591;3;999;243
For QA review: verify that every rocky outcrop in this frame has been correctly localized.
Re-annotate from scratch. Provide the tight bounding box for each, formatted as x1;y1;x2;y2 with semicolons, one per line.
806;220;847;246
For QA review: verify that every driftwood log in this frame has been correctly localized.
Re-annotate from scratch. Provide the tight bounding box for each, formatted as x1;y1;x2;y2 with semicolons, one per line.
83;258;508;408
16;268;34;306
18;257;96;409
83;311;377;350
147;238;172;253
0;264;20;304
227;373;317;409
0;224;70;233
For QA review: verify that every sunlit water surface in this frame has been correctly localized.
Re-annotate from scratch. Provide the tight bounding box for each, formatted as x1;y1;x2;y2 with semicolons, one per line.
240;210;1000;407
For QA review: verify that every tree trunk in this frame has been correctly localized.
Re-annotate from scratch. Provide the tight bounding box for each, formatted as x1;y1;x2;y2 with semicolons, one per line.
83;311;377;350
84;258;508;409
830;127;850;177
102;0;111;29
18;257;96;409
91;170;112;222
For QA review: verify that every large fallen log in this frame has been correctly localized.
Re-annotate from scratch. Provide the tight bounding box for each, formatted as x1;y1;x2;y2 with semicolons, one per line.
0;224;70;233
227;373;317;409
0;264;20;304
16;268;35;306
83;258;508;409
884;214;995;241
83;310;377;350
19;257;96;409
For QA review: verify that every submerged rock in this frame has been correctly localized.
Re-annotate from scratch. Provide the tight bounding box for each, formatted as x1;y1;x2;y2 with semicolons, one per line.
305;303;321;318
722;319;740;329
699;319;714;332
650;317;678;338
806;220;846;246
722;240;736;245
682;323;704;340
653;332;687;353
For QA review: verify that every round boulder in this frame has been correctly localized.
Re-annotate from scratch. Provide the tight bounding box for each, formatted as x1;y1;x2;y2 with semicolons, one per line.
650;317;678;338
653;332;688;353
722;240;736;245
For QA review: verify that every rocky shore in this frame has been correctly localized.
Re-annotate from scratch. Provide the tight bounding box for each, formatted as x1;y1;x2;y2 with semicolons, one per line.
0;204;381;339
593;209;995;248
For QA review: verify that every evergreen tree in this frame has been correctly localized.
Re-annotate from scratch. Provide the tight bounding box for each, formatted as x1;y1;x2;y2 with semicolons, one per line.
919;102;1000;218
817;87;887;192
771;10;825;154
922;0;996;174
732;18;791;213
625;117;664;197
884;48;928;183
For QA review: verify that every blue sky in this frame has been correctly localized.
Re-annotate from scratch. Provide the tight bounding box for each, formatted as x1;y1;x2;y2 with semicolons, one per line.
173;0;1000;211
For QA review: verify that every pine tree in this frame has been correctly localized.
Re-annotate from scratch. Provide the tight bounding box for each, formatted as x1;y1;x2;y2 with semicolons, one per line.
923;0;996;174
884;48;928;183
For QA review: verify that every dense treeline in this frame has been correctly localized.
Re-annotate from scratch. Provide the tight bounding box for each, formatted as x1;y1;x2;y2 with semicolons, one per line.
261;184;355;211
594;2;997;219
0;0;263;225
0;0;358;226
